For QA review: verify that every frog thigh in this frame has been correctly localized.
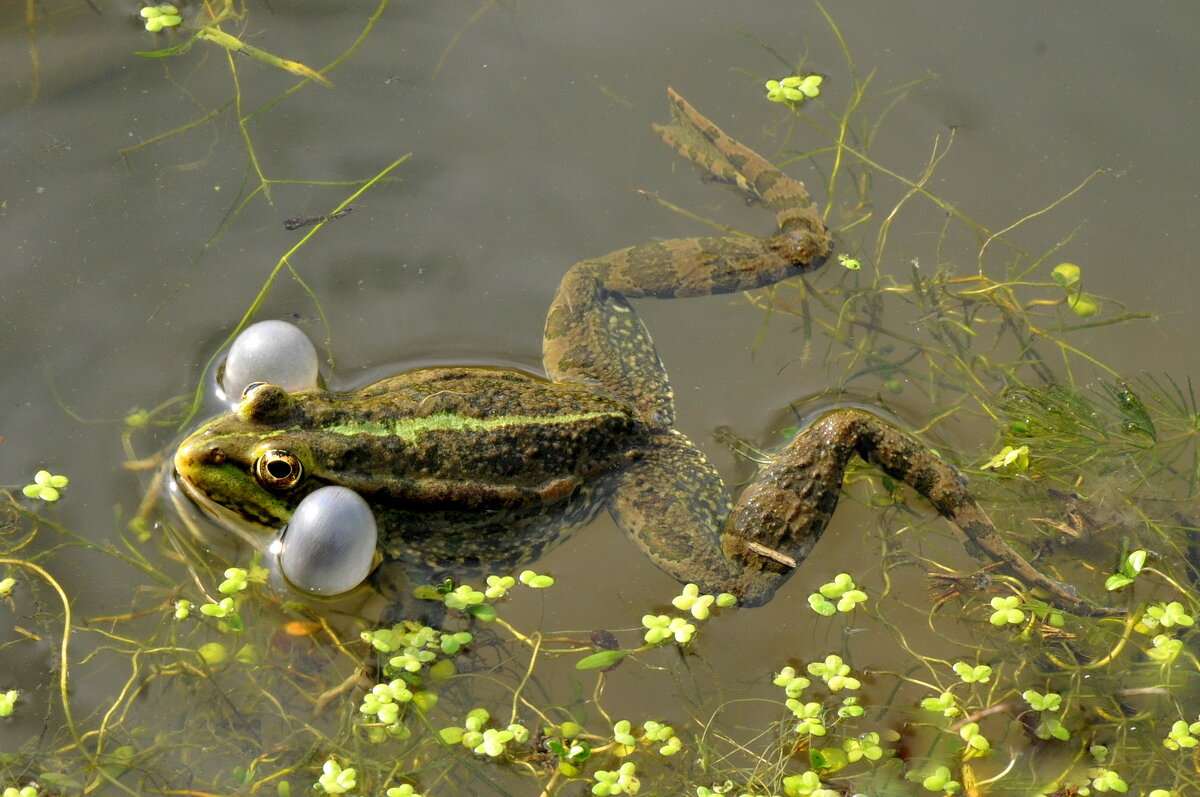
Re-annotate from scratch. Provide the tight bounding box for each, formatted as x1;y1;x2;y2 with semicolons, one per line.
543;264;676;426
608;429;750;594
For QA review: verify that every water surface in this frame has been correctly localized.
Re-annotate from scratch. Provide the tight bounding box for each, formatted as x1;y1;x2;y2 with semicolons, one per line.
2;2;1197;794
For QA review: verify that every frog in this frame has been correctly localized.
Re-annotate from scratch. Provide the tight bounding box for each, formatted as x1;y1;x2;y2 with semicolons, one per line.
174;89;1108;616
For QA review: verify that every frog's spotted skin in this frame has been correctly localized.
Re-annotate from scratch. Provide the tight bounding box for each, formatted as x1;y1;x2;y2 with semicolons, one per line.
655;88;826;237
175;89;1111;616
177;369;642;571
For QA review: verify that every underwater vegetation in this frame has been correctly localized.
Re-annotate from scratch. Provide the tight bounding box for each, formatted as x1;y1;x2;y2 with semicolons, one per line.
2;3;1197;796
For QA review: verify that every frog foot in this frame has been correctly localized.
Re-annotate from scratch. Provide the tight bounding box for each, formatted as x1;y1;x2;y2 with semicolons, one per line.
654;87;828;243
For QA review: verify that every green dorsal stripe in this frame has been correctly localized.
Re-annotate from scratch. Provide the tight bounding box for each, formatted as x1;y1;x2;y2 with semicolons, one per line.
323;410;620;443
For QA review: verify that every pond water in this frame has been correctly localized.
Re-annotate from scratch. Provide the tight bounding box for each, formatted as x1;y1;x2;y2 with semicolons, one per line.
2;2;1198;795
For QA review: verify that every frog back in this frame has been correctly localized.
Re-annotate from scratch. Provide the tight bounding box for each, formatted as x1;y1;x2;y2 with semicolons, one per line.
297;367;642;568
302;366;642;503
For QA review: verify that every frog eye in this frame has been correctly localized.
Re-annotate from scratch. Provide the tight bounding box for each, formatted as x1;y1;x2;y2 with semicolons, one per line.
254;449;304;490
237;383;296;424
241;381;269;399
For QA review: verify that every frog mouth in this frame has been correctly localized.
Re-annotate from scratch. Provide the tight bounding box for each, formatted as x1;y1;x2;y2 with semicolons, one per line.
172;469;281;543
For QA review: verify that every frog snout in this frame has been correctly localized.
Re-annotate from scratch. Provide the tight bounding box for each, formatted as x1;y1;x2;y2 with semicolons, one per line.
174;439;227;478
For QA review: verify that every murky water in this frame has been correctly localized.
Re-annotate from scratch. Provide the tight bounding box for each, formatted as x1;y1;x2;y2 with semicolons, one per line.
2;2;1197;794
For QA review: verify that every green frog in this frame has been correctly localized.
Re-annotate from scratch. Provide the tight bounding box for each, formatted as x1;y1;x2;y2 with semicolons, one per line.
175;89;1106;615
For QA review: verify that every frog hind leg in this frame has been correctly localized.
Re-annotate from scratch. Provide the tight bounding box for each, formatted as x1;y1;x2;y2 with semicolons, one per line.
613;409;1115;617
543;90;831;422
654;87;824;237
608;423;835;607
720;408;1117;616
608;429;752;592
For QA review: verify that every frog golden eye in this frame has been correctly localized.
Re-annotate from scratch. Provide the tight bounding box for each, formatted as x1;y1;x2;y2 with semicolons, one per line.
254;449;303;490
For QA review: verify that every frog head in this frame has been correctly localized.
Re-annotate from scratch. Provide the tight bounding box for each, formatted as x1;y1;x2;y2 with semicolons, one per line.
174;383;316;531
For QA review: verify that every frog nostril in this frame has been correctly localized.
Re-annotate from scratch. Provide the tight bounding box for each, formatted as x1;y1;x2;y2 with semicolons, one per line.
207;447;227;466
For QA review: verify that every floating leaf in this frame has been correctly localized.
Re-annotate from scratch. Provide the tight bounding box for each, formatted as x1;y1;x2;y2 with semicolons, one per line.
1051;262;1081;288
466;603;497;623
575;649;631;670
1068;291;1100;316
